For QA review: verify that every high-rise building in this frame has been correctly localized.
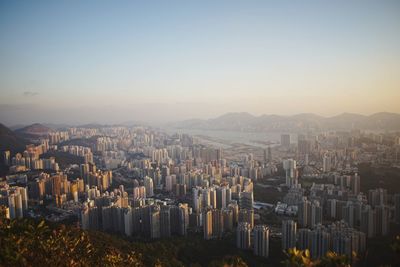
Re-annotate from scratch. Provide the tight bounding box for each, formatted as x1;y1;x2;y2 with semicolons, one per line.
268;146;272;162
160;205;171;238
298;198;321;228
297;228;311;250
282;220;297;250
361;205;376;238
170;205;180;235
263;149;267;165
309;225;331;259
310;200;322;228
150;205;160;239
3;150;11;166
281;134;291;148
239;191;254;210
211;208;224;238
81;203;90;230
216;187;227;209
326;199;337;219
101;205;124;233
254;225;269;258
297;221;365;259
80;163;89;185
394;194;400;223
368;188;387;207
236;222;251;250
165;175;176;192
225;187;232;205
141;205;151;237
222;208;233;232
132;206;142;235
178;203;189;236
18;187;28;212
304;153;309;166
133;186;146;200
342;202;355;228
228;202;239;226
298;197;311;227
283;159;297;187
203;209;213;240
174;183;186;197
192;187;202;213
329;221;366;258
263;147;272;165
238;209;254;228
124;207;133;236
210;187;217;209
7;187;28;219
144;176;154;197
81;201;99;231
322;153;332;173
189;212;201;228
298;139;311;155
201;188;211;209
375;205;389;236
217;148;223;161
351;173;360;195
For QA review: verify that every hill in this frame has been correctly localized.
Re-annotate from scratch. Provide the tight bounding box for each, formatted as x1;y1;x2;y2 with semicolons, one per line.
0;218;253;267
169;112;400;132
0;123;28;153
15;123;55;136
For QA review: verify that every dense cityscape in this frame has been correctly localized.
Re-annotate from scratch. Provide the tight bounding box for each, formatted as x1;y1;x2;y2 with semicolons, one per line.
1;1;400;266
1;121;400;266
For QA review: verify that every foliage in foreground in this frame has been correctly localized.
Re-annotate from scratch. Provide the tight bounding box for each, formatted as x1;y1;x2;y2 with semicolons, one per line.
0;217;251;267
0;218;143;267
208;256;248;267
1;213;399;267
282;248;351;267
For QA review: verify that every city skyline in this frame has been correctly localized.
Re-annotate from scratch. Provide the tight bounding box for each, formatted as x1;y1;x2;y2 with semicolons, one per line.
1;1;400;266
1;0;400;125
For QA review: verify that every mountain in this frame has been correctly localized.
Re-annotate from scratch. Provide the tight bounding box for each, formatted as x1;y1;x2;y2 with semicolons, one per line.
42;123;72;130
0;123;28;153
9;124;28;131
368;112;400;129
77;123;106;129
15;123;55;136
169;112;400;132
210;112;257;130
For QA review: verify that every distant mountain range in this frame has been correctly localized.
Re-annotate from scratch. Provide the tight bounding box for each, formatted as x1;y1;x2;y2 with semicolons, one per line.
168;112;400;132
9;122;147;130
2;112;400;141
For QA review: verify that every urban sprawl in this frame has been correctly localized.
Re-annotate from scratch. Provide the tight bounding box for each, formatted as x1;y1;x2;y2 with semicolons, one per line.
2;126;400;260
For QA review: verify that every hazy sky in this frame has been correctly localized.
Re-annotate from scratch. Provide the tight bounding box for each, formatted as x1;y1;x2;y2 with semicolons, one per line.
1;0;400;125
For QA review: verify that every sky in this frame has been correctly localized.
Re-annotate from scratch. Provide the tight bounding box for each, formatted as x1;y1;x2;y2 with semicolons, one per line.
0;0;400;125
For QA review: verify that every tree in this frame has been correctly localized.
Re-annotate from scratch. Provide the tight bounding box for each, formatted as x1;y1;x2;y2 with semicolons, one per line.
0;215;143;267
283;248;351;267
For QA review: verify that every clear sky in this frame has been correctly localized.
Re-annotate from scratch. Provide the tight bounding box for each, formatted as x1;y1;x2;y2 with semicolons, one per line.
0;0;399;125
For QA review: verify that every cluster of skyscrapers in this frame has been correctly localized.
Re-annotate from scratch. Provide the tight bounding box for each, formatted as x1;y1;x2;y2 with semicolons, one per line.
4;142;60;173
237;223;270;258
282;219;366;259
1;125;399;264
0;186;28;219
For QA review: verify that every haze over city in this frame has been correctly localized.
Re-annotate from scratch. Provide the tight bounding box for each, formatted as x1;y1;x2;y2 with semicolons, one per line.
1;0;400;125
2;1;400;267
